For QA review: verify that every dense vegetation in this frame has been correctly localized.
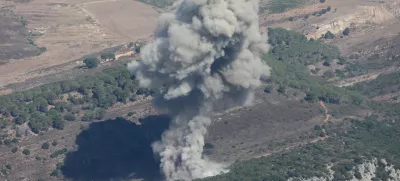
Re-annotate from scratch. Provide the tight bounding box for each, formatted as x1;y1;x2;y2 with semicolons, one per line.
266;0;304;14
83;57;99;69
200;117;400;181
268;28;340;65
350;72;400;98
266;28;363;105
0;65;153;135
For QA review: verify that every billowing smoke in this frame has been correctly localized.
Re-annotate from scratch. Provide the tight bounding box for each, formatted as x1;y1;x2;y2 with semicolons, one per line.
128;0;270;180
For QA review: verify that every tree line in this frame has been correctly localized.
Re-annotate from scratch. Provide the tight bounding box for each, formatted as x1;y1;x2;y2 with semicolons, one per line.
0;66;154;134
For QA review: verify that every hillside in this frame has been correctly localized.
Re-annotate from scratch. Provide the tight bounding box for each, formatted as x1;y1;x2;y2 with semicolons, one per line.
1;0;400;180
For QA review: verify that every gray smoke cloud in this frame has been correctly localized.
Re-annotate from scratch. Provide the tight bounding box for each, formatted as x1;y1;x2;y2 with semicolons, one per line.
128;0;270;180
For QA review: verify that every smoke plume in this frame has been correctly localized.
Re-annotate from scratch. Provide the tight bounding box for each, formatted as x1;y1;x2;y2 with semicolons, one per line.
128;0;270;180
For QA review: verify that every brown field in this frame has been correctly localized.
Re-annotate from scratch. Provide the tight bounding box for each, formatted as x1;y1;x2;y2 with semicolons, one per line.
83;0;158;40
0;0;158;92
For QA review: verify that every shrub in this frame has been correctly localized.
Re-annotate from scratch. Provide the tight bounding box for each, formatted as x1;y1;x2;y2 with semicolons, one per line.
14;112;30;125
11;147;18;153
127;112;135;117
63;114;76;121
22;149;31;155
50;169;61;177
324;31;335;39
56;162;64;170
50;148;68;158
277;85;287;94
343;27;350;36
39;47;47;53
83;57;99;69
323;61;331;66
52;141;58;146
27;39;36;46
264;85;274;93
5;164;12;170
52;119;64;130
41;142;50;150
320;0;326;3
100;53;115;60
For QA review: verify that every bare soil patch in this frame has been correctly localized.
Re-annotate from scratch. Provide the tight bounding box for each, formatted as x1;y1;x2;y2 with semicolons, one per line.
83;0;158;40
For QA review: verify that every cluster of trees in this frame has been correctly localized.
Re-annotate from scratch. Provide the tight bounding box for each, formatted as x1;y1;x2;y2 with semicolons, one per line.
267;0;304;14
323;31;335;39
83;57;99;69
312;6;331;16
265;28;363;105
0;66;153;134
350;72;400;97
199;118;400;181
268;28;340;65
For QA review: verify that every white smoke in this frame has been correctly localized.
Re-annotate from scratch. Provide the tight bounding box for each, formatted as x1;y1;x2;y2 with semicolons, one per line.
128;0;270;180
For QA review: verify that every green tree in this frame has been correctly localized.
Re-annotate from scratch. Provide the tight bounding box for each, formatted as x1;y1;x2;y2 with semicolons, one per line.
100;53;115;60
324;31;335;39
52;119;64;130
41;142;50;150
83;57;99;69
33;97;49;112
305;92;318;102
343;28;350;36
11;147;18;153
11;138;19;143
48;109;64;130
22;149;31;155
50;169;61;177
14;112;30;125
63;113;76;121
54;102;68;112
29;112;52;133
277;85;287;94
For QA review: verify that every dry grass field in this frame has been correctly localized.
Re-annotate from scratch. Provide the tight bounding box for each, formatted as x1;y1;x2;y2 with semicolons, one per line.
0;0;158;93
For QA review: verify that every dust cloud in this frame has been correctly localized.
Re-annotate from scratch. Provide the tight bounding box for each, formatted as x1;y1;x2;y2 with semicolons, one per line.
128;0;270;180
